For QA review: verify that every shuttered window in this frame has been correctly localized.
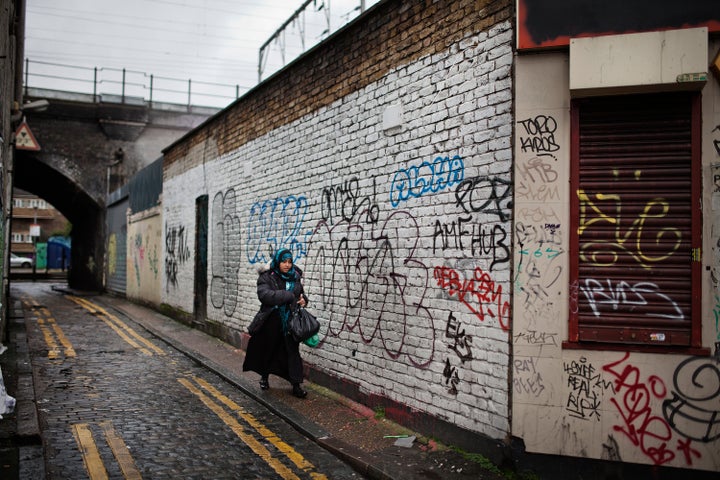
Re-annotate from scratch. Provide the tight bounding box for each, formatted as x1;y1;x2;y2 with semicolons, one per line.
569;92;701;348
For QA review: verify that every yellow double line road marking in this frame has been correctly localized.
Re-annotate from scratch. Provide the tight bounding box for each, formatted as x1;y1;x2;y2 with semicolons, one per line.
22;297;76;359
67;296;165;356
31;295;325;477
72;421;142;480
179;375;328;480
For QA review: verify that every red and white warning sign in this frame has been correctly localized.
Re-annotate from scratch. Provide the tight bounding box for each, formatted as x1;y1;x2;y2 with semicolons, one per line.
14;121;41;151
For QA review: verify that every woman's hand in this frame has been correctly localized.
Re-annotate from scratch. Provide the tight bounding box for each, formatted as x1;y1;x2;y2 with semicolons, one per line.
297;296;307;308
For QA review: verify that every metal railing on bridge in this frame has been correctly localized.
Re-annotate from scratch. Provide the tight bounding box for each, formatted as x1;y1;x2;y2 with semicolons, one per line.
23;59;244;109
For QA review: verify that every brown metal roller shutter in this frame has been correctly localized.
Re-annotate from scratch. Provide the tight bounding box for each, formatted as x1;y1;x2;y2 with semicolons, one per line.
571;93;698;347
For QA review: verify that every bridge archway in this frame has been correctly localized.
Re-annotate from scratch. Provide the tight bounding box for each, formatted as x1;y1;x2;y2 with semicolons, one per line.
13;152;103;290
11;90;219;292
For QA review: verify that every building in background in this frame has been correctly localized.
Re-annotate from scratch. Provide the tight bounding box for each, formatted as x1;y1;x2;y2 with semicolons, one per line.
10;188;69;260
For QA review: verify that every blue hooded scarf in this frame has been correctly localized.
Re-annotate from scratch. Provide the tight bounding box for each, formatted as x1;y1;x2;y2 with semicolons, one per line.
271;248;296;333
271;248;296;281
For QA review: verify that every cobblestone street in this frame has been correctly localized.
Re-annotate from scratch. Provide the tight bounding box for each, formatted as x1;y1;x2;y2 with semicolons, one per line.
15;282;363;479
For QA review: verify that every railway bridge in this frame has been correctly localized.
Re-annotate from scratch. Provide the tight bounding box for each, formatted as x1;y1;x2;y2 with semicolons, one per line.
13;88;219;289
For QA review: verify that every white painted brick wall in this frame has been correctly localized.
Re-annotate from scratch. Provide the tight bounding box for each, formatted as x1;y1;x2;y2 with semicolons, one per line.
163;20;514;440
163;169;201;314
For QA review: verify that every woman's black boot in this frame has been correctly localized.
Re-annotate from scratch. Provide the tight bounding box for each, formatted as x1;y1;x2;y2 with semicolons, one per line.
292;383;307;398
260;376;269;390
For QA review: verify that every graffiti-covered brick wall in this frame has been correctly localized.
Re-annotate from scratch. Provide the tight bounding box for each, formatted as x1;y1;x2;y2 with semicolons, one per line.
162;0;514;441
512;34;720;472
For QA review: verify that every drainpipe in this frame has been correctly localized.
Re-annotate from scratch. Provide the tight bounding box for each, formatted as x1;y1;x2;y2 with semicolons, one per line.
14;0;27;108
4;0;27;340
106;148;125;197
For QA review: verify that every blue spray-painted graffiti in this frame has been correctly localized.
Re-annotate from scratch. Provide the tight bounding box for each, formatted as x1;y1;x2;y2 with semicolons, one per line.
390;155;464;207
246;195;311;264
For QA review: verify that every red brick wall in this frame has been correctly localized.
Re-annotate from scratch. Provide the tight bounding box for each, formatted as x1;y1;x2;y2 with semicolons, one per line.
163;0;513;174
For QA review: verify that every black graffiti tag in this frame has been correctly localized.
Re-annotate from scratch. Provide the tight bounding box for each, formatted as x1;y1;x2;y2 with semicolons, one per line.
454;175;512;222
663;357;720;443
517;115;560;156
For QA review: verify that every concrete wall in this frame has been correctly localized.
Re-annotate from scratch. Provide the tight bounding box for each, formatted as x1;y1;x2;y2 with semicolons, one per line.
512;30;720;472
162;0;514;442
126;206;162;305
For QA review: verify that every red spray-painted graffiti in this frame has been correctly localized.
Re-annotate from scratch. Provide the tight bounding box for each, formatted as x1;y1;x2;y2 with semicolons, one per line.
602;353;704;466
602;352;674;465
433;265;510;331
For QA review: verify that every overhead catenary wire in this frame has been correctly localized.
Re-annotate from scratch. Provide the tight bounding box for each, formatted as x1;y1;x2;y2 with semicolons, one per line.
24;0;379;105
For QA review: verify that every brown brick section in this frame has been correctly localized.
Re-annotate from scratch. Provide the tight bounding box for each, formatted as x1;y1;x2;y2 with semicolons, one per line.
164;0;513;176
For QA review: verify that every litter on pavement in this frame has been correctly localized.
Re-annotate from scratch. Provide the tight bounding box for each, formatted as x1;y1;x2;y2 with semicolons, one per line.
394;435;416;448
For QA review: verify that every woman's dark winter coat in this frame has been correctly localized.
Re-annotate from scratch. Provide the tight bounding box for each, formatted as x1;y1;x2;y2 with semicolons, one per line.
242;264;306;384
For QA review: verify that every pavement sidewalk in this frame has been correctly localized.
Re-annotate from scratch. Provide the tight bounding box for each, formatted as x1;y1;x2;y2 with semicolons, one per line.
1;294;44;479
91;293;510;480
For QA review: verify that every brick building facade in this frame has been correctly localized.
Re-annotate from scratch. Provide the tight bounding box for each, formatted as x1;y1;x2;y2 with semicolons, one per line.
115;0;720;474
160;0;514;451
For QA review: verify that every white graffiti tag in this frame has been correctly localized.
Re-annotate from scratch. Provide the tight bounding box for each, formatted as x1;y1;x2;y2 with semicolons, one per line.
580;279;683;320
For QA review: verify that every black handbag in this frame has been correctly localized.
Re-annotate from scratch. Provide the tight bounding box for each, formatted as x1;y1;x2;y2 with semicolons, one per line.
288;307;320;342
247;310;270;335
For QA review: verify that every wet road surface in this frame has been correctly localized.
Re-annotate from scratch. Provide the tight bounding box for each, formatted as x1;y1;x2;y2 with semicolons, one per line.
16;282;363;479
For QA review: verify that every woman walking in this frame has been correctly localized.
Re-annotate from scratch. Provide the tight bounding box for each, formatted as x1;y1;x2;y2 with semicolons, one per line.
243;248;309;398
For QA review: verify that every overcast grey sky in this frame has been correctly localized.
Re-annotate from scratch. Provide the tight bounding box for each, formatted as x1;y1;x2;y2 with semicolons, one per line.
24;0;379;107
